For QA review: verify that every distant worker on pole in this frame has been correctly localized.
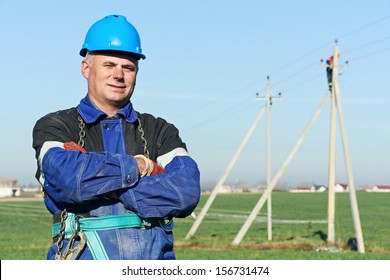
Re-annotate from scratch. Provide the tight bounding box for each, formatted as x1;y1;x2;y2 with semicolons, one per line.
326;56;334;91
326;52;341;91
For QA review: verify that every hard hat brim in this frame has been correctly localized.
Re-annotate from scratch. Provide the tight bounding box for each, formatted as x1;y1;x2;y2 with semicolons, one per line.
80;49;146;60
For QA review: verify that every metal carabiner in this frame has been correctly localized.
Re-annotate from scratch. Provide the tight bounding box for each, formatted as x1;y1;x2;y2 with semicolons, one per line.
57;216;87;260
62;230;87;260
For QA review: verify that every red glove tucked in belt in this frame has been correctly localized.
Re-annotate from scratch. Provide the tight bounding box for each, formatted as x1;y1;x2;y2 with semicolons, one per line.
64;142;87;153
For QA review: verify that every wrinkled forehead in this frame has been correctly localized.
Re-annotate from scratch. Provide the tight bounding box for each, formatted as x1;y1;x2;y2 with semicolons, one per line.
87;50;140;65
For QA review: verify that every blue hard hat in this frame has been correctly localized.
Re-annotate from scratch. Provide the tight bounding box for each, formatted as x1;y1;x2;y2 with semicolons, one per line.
80;15;146;59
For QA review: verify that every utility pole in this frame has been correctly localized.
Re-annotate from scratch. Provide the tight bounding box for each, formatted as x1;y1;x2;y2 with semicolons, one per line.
256;76;281;240
327;44;338;244
185;105;266;240
326;42;365;252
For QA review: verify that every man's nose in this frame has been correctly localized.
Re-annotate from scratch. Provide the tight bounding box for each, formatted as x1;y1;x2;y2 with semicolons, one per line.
113;67;124;79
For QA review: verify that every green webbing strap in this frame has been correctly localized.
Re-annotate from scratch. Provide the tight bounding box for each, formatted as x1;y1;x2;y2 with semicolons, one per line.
52;213;145;260
52;213;145;238
84;231;109;260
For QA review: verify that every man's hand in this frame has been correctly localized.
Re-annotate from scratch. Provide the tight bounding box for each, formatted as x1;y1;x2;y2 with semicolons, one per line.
64;142;87;153
134;155;165;177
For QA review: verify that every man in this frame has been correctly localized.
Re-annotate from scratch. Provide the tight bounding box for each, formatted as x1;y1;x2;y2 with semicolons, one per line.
326;56;334;91
32;15;201;260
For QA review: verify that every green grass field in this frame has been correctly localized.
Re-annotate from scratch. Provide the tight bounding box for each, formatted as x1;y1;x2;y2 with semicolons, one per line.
1;192;389;260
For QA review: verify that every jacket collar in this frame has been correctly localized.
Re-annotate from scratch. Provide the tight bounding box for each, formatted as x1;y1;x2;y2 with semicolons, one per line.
77;95;138;124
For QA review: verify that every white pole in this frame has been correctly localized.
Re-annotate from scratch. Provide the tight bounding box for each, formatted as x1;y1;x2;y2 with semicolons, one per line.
232;93;331;245
327;45;338;244
185;106;266;240
333;65;365;253
266;79;272;241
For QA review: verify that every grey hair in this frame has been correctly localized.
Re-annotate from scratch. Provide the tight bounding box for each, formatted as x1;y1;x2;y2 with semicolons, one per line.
83;52;94;66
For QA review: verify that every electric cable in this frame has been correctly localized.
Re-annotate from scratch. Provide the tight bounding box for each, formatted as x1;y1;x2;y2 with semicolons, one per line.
179;13;390;132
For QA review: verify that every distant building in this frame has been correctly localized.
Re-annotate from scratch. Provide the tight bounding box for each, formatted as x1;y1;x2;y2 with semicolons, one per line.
372;185;390;192
290;183;348;193
334;183;348;192
313;184;327;192
219;184;233;193
0;178;21;198
23;184;42;193
290;186;313;193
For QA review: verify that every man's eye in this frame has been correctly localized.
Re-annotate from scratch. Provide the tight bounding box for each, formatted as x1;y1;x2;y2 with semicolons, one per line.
123;66;136;71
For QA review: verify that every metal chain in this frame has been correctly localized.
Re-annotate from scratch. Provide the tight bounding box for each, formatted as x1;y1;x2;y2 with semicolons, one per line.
137;118;150;159
78;116;86;148
54;210;68;259
55;116;86;259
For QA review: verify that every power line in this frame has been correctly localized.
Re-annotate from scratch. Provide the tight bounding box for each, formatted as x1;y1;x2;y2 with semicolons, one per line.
179;14;390;132
280;73;324;94
348;46;390;62
182;96;257;133
337;14;390;41
268;41;333;77
272;61;319;87
343;34;390;54
172;76;267;119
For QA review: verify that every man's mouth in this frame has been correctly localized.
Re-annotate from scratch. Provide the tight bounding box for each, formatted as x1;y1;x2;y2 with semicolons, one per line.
107;84;126;89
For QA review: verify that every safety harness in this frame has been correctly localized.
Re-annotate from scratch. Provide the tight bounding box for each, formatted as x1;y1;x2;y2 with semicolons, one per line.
52;212;173;259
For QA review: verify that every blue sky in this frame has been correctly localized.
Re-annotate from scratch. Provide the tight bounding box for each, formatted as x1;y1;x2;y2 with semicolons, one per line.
0;0;389;188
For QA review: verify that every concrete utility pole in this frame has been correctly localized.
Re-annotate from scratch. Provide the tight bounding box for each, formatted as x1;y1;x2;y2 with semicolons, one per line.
327;43;365;252
327;45;338;243
256;77;281;241
185;105;266;240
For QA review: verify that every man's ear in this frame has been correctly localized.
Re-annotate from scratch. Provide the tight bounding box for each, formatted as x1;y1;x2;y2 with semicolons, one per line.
81;60;90;79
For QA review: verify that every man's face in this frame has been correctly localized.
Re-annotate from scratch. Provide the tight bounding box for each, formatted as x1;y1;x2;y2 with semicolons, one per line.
81;53;138;115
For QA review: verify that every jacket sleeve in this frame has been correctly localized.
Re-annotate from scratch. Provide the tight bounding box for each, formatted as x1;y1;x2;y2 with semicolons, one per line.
41;147;140;206
33;112;141;209
117;155;201;219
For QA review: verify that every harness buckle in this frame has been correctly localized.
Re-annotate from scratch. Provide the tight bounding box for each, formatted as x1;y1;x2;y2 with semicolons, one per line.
60;230;87;260
55;215;87;260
